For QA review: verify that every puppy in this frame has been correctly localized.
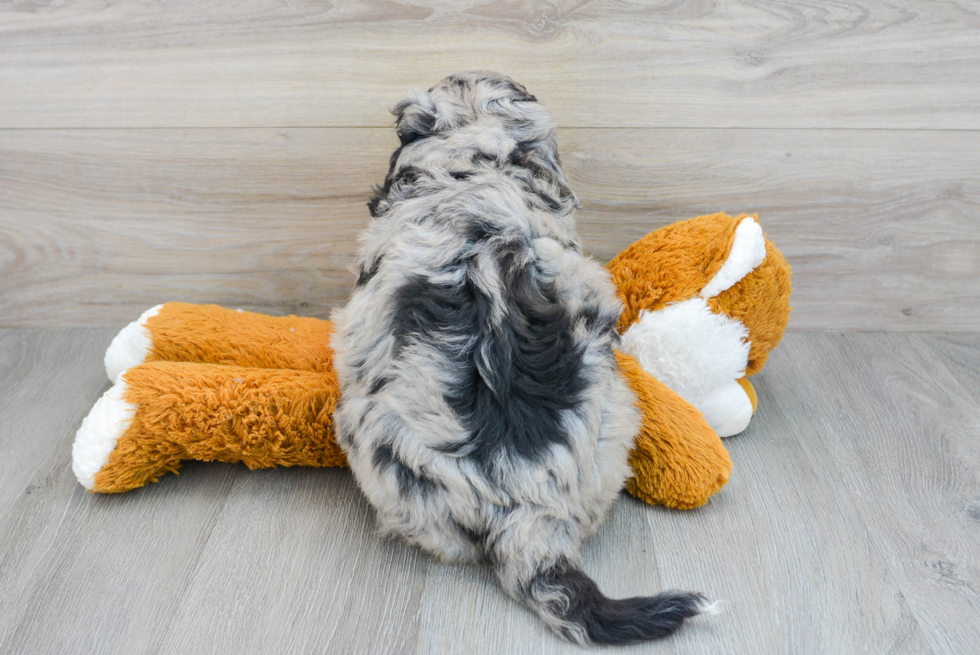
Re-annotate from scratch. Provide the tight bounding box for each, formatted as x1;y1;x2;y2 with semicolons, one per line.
332;72;711;645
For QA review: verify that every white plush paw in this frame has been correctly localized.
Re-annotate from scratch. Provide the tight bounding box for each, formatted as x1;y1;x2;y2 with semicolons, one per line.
696;380;754;438
104;304;162;382
72;378;137;490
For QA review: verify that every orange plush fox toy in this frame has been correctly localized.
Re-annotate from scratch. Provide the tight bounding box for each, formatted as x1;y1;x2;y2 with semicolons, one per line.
73;212;791;510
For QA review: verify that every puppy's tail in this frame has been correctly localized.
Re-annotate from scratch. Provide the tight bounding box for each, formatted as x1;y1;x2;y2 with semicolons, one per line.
498;555;714;645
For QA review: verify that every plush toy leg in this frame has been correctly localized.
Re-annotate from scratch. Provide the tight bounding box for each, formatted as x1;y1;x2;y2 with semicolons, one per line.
105;302;335;381
618;292;756;437
73;360;344;493
75;354;732;507
616;352;732;509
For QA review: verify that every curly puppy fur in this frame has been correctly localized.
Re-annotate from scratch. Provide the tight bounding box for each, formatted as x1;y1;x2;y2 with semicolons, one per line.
332;72;710;645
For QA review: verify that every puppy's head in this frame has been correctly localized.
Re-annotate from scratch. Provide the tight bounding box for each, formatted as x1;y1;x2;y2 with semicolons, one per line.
390;72;577;212
393;72;543;143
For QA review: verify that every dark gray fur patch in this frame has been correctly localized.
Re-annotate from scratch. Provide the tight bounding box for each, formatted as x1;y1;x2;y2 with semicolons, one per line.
367;376;392;395
356;255;383;287
372;444;440;498
389;245;604;467
528;559;708;645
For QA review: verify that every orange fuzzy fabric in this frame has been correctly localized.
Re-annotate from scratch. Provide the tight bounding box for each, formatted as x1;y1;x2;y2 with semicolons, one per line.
607;212;792;375
607;212;743;333
737;377;758;413
616;352;732;509
145;302;336;374
708;239;792;375
94;361;343;493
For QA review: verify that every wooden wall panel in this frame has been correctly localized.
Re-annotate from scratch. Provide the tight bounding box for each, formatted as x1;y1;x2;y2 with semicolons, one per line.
1;0;978;129
2;127;977;330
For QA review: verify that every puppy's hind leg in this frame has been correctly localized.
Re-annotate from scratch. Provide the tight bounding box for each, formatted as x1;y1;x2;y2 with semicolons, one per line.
376;506;486;565
352;460;485;564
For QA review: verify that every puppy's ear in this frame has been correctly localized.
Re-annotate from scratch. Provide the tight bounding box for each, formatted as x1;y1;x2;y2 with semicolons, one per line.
551;167;582;212
526;140;582;213
393;92;437;146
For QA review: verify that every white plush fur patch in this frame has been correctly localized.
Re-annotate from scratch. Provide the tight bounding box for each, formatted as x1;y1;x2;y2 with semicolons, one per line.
697;381;754;438
104;304;162;382
620;296;750;411
72;378;137;490
700;217;767;299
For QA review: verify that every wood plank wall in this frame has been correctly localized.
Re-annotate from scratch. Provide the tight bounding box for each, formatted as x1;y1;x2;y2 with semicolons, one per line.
1;1;978;330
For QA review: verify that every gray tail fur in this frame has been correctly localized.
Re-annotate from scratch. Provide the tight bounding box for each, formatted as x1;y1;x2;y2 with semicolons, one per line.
517;558;713;645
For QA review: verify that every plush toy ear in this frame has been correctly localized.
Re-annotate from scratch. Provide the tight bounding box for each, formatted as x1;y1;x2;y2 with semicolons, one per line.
393;91;438;146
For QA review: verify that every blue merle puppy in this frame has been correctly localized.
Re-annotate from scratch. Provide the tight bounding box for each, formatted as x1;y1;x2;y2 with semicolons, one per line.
332;72;713;645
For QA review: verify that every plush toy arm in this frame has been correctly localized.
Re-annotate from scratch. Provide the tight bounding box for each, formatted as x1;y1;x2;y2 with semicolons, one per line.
73;360;345;493
105;303;336;380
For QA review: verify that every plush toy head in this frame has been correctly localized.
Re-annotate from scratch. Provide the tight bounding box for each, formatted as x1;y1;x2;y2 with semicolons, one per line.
609;212;791;438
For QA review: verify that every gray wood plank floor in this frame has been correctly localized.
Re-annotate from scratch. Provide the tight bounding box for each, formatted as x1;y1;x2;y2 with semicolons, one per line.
1;329;978;654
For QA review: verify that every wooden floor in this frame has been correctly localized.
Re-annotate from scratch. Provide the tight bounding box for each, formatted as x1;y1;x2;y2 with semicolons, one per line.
0;329;977;654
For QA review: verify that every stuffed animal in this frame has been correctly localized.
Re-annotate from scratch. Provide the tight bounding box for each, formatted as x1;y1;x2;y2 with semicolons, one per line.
72;212;790;509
